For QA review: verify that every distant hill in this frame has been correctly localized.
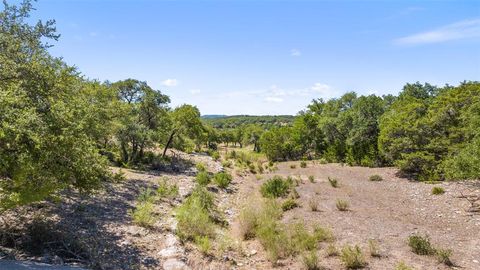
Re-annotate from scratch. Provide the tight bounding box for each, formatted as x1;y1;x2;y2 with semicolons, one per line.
202;115;295;129
201;114;228;119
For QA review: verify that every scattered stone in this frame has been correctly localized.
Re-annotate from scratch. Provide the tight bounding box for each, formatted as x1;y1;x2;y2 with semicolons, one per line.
163;258;190;270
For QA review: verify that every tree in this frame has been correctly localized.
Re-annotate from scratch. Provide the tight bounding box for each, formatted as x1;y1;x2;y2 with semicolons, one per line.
162;104;204;157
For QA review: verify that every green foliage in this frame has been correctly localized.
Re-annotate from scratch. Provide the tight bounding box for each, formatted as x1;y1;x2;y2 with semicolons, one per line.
196;171;211;186
213;172;232;188
407;234;435;255
328;177;339;188
326;244;339;257
395;262;414;270
130;201;156;228
302;250;321;270
431;186;445;195
221;160;232;168
210;151;220;161
340;245;367;269
369;175;383;181
137;188;156;203
260;176;292;198
203;115;295;129
281;198;298;211
194;235;212;255
300;161;307;168
196;162;207;172
436;248;453;266
336;199;349;211
156;178;179;199
308;175;315;183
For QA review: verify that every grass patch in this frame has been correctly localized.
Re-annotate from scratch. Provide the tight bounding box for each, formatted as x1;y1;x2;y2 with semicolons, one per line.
302;250;321;270
395;261;414;270
157;178;179;199
221;160;232;168
328;177;339;188
300;161;307;168
308;175;315;183
213;172;232;188
260;176;292;198
309;198;319;212
326;243;339;257
369;175;383;182
431;186;445;195
336;199;349;211
130;201;156;228
368;239;381;257
436;248;453;266
196;162;207;172
194;235;212;255
281;198;299;211
407;234;435;255
341;245;367;269
196;171;211;186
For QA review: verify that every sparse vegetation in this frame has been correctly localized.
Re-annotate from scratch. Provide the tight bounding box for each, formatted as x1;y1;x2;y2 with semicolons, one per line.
195;235;212;255
369;175;383;181
300;161;307;168
213;172;233;188
341;245;367;269
196;162;207;172
130;201;156;228
368;239;381;257
407;234;435;255
260;176;292;198
436;248;453;266
290;164;297;169
281;198;299;211
326;243;339;257
431;186;445;195
309;198;319;212
308;175;315;183
157;178;179;199
196;171;211;186
302;250;321;270
336;199;349;211
395;261;414;270
328;177;339;188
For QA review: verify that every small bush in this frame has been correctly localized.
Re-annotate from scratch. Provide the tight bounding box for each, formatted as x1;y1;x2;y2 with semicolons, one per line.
341;245;367;269
302;250;321;270
290;188;300;199
395;261;413;270
308;198;319;212
137;187;156;203
290;164;297;169
336;199;349;211
407;234;435;255
326;243;339;257
196;162;207;172
328;177;339;188
211;151;220;161
308;175;315;183
157;178;179;199
300;161;307;168
313;225;334;242
368;239;381;257
281;198;299;211
112;169;126;182
431;186;445;195
196;171;211;186
222;160;232;168
130;202;156;228
318;158;328;164
369;175;383;182
213;172;232;188
436;248;453;266
260;176;291;198
195;235;212;255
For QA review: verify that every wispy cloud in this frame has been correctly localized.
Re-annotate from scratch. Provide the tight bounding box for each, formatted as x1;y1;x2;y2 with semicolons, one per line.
265;96;284;103
161;79;178;87
395;18;480;45
189;89;201;95
290;49;301;57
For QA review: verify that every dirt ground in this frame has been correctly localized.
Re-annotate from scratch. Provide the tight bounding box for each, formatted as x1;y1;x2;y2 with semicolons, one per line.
1;155;479;270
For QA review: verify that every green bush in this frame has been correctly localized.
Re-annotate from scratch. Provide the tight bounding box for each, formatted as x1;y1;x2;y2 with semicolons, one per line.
341;245;367;269
407;234;435;255
396;152;438;181
308;175;315;183
221;160;232;168
336;199;349;211
260;176;291;198
213;172;232;188
369;175;383;181
431;186;445;195
211;151;220;161
157;178;179;199
328;177;339;188
281;198;298;211
318;158;328;164
130;202;156;228
300;161;307;168
196;171;211;186
137;187;156;203
436;248;453;266
196;162;207;172
194;235;212;255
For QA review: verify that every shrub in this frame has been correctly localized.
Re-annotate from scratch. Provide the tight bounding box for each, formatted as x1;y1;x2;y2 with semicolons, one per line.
369;175;383;182
157;178;179;199
318;158;328;164
341;245;367;269
431;186;445;195
222;160;232;168
130;202;156;228
196;171;211;186
407;234;435;255
260;176;291;198
302;250;320;270
112;170;126;182
308;175;315;183
211;151;220;161
300;161;307;168
281;198;298;211
328;177;339;188
326;243;339;257
175;186;216;241
290;164;297;169
308;198;319;212
137;187;156;203
194;235;212;255
368;239;381;257
336;199;349;211
196;162;207;172
313;225;334;242
436;248;453;266
248;163;257;174
290;188;300;199
395;261;413;270
213;172;232;188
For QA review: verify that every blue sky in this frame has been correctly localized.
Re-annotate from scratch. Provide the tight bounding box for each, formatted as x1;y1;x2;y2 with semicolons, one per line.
26;0;480;115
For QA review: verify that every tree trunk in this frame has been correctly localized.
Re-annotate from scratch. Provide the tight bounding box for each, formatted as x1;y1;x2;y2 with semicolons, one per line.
162;131;176;158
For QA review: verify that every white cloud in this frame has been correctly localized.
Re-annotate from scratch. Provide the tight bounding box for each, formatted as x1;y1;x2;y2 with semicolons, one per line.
265;97;284;103
395;18;480;45
189;89;201;95
290;49;301;57
161;79;178;87
89;32;98;37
